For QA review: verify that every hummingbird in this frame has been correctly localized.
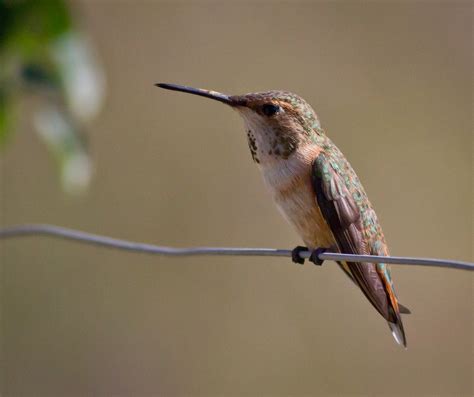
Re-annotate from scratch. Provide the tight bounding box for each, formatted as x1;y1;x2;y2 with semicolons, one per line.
156;83;410;347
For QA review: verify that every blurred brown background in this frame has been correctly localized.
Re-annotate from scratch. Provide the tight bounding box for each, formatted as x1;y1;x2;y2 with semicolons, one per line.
0;1;472;396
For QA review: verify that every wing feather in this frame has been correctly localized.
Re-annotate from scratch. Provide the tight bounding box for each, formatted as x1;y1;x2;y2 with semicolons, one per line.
311;154;394;322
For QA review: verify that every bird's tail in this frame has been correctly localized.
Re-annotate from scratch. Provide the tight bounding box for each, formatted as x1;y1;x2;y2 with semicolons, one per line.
384;275;408;348
388;319;407;348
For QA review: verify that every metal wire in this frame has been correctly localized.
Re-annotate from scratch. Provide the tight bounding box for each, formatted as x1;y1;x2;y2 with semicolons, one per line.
0;223;472;271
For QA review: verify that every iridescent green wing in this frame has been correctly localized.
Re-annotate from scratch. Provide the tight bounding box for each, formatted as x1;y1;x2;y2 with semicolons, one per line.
311;153;394;322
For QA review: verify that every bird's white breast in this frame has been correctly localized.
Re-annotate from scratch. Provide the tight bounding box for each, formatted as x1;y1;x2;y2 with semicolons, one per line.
259;145;335;249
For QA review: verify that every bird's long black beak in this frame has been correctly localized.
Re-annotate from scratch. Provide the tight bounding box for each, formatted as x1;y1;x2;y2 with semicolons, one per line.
156;83;234;105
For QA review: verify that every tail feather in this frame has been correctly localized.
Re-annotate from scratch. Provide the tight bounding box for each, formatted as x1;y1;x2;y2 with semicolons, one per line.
377;265;408;348
398;303;411;314
387;303;407;348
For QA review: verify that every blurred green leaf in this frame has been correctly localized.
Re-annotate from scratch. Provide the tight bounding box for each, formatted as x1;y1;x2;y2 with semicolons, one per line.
0;0;72;55
21;61;60;89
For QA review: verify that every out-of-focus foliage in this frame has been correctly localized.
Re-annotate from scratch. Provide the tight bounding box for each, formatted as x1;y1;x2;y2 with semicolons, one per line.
0;0;105;193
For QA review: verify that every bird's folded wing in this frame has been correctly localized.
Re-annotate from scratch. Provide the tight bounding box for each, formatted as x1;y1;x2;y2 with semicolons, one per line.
311;154;393;322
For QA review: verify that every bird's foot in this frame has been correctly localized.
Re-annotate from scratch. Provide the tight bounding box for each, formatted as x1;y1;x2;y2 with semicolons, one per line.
309;247;328;266
291;246;308;265
291;246;329;266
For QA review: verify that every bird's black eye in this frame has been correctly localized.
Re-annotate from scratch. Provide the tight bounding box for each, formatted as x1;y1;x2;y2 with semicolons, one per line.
262;103;280;116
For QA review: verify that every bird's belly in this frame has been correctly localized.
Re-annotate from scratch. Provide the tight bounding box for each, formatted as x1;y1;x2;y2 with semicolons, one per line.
267;173;335;250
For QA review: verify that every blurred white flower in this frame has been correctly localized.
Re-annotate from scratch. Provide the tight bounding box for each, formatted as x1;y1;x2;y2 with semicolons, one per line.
51;32;106;122
34;105;93;194
61;151;92;194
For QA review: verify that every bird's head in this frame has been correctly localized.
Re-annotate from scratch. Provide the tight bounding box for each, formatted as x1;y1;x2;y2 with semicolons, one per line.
157;83;325;165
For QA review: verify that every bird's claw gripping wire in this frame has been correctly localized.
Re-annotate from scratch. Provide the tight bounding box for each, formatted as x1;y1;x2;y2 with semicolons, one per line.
291;246;327;266
291;246;307;264
309;247;327;266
